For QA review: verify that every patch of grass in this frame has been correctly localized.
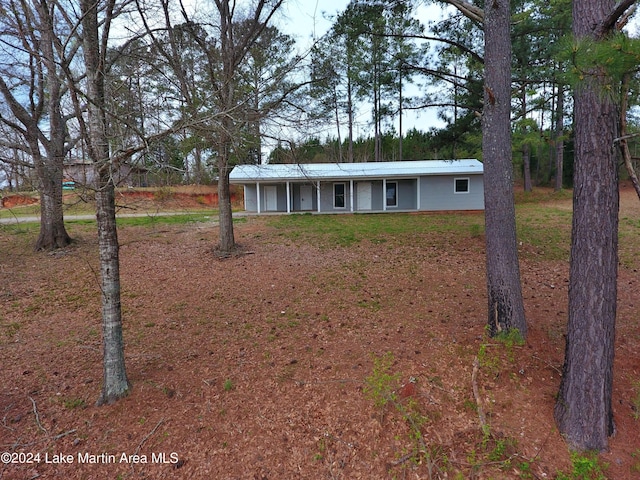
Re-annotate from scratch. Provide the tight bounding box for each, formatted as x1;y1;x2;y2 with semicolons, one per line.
357;297;382;311
495;328;525;362
115;212;218;227
0;204;41;219
632;380;640;420
620;216;640;269
364;353;446;474
0;223;40;236
477;343;501;374
516;205;572;261
63;398;86;409
556;451;608;480
469;223;484;238
364;352;399;409
223;379;234;392
631;449;640;473
514;187;572;204
268;212;485;248
2;321;21;339
494;328;525;347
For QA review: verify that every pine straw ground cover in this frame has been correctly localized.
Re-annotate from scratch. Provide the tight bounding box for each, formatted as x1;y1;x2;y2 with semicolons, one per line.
0;186;639;479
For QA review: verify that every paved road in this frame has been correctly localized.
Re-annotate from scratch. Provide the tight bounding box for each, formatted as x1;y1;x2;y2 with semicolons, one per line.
0;211;223;225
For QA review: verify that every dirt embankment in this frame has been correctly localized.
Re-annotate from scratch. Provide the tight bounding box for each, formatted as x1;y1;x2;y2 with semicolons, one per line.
1;185;243;211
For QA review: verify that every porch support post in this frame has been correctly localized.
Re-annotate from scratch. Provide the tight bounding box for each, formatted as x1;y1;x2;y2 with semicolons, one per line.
350;180;354;212
416;177;421;210
383;178;387;211
256;182;261;214
317;181;321;213
286;181;291;213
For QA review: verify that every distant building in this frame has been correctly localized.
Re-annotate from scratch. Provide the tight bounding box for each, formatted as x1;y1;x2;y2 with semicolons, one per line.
63;161;149;188
229;160;484;214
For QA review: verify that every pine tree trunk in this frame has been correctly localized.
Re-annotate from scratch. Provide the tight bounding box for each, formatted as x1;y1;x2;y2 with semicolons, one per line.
554;0;618;444
554;0;619;451
554;88;565;191
483;0;527;338
347;75;354;163
523;143;532;192
554;83;618;451
334;85;343;163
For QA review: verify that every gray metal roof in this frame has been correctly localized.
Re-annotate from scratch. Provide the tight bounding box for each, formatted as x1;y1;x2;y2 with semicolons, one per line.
229;159;483;183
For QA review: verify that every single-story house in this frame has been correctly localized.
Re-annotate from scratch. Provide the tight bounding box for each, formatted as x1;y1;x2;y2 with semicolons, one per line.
63;161;149;188
229;159;484;214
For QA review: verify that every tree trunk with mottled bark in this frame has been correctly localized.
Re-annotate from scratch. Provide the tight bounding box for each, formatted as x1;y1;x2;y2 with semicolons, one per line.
554;0;619;451
522;143;532;192
217;163;236;253
81;0;130;405
554;87;565;192
95;176;130;405
482;0;527;338
35;164;70;251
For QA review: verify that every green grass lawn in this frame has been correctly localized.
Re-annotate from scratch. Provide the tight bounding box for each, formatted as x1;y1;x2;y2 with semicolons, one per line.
3;186;639;270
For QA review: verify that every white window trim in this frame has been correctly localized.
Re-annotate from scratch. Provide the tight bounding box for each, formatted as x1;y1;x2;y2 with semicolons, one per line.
454;177;470;194
386;181;398;207
333;182;346;209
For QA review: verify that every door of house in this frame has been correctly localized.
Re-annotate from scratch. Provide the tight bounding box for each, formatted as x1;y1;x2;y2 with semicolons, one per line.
264;185;278;211
357;182;372;210
300;185;313;210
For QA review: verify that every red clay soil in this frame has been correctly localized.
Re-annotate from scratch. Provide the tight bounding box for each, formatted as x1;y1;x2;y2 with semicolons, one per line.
113;185;240;210
0;186;639;479
116;189;231;207
1;185;239;211
1;195;38;208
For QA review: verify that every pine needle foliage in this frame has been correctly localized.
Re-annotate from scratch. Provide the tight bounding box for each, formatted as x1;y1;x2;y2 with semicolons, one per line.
558;33;640;96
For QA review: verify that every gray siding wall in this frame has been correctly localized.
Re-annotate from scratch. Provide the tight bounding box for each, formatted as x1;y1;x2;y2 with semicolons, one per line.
242;174;484;213
419;175;484;210
243;184;289;212
292;183;317;211
319;182;352;212
385;179;417;210
244;185;257;211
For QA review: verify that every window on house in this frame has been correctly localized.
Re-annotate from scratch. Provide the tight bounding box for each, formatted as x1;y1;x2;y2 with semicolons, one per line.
386;182;397;207
454;178;470;194
334;183;346;208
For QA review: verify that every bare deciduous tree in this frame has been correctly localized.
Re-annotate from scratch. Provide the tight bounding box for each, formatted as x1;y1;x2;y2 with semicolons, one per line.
79;0;131;404
136;0;290;254
0;0;74;250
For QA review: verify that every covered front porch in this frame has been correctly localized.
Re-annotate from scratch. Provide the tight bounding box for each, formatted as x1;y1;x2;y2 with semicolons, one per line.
243;178;419;214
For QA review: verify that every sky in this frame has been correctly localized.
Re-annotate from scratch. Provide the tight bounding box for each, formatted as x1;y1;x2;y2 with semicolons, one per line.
280;0;346;42
273;0;449;144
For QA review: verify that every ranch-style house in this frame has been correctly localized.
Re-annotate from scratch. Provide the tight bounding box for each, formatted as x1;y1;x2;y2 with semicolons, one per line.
229;159;484;214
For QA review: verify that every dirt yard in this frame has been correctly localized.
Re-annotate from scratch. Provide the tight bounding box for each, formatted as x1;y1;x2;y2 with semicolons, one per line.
0;186;639;479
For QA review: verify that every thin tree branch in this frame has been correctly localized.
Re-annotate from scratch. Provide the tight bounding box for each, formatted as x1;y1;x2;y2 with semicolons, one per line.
597;0;637;37
441;0;484;24
28;397;47;434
